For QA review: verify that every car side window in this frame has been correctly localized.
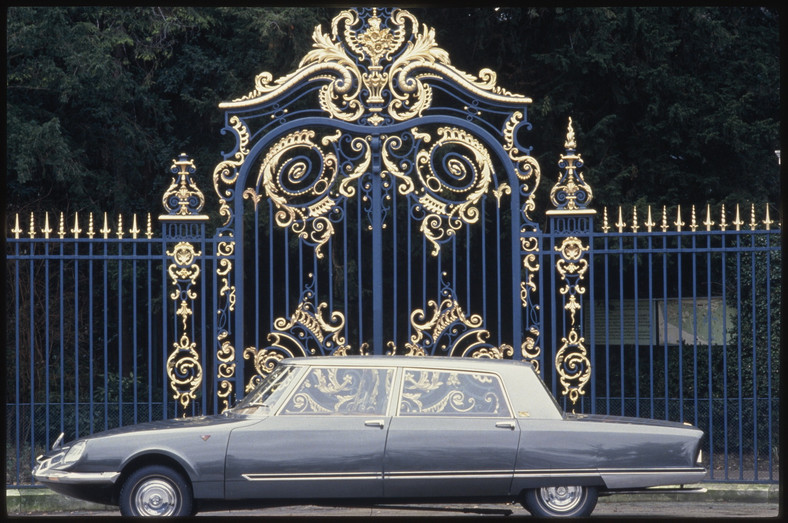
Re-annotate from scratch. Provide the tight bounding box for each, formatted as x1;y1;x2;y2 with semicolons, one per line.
280;367;393;415
398;369;511;417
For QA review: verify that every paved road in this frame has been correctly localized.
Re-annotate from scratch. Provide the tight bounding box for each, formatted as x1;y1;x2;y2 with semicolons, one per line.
14;501;780;518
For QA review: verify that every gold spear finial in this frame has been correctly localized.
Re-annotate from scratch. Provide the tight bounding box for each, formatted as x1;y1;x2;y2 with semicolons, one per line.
645;205;655;233
703;204;714;232
71;212;82;239
131;214;140;239
42;212;52;239
100;212;111;239
763;204;773;230
12;214;22;239
733;204;743;231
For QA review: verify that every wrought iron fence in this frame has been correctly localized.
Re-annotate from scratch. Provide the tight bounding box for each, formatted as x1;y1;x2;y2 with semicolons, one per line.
540;203;780;483
6;201;779;485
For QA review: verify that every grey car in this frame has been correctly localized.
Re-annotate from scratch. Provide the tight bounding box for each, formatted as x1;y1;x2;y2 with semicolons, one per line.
33;356;705;517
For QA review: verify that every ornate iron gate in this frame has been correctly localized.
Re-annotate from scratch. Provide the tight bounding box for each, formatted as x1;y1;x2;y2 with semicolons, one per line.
209;8;543;409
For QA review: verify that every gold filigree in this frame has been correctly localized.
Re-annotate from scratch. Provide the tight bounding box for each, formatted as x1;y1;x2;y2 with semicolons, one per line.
555;328;591;411
221;8;531;123
243;348;286;392
165;239;204;413
414;127;494;256
521;329;541;374
167;242;201;286
216;334;236;412
213;116;251;226
392;277;510;359
243;278;349;392
166;334;203;411
246;129;346;259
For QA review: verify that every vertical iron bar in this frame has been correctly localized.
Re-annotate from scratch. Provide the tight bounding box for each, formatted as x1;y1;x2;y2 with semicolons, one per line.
588;232;596;413
661;233;669;421
765;230;773;481
343;199;349;348
161;235;169;419
88;238;95;433
102;239;109;429
677;233;684;422
603;233;610;413
147;238;153;421
14;236;21;484
481;199;487;325
618;233;624;416
44;239;50;447
721;231;729;479
735;232;743;480
495;198;502;348
750;231;758;480
132;238;138;424
269;200;275;346
371;135;383;354
28;236;35;472
691;234;698;428
705;231;714;479
648;233;655;419
74;239;80;437
633;231;640;418
117;240;123;425
59;238;65;436
255;205;260;353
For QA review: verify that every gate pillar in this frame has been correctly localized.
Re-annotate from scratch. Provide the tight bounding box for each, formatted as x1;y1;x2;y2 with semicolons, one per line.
547;119;595;412
160;153;208;416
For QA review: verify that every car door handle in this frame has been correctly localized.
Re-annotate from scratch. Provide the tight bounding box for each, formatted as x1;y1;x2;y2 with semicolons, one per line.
364;420;385;429
495;421;516;430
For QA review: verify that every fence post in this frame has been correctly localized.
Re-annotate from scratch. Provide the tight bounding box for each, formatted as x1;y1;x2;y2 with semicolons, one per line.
160;153;209;416
546;118;596;412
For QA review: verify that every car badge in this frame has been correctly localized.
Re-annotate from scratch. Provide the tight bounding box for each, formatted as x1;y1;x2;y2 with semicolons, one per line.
201;435;211;441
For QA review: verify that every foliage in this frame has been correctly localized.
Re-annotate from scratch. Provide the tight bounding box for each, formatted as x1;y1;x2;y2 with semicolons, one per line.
6;7;780;219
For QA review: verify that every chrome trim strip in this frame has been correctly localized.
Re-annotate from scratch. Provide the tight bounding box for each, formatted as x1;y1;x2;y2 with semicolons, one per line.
513;467;705;477
386;472;512;480
243;469;514;482
33;470;121;485
243;472;382;482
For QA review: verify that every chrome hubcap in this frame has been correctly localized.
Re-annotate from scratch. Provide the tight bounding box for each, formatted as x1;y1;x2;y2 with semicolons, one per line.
134;478;178;516
539;485;584;512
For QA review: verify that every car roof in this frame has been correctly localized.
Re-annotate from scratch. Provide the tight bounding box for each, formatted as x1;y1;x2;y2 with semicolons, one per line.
279;355;533;371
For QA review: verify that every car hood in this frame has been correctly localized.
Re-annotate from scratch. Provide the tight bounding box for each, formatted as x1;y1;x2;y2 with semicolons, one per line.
77;412;260;441
567;413;700;431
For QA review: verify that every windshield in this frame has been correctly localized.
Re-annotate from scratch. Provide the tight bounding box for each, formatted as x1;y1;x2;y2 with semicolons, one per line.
231;364;298;412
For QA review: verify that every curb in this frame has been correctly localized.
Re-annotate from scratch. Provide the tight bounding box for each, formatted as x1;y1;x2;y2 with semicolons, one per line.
6;483;779;515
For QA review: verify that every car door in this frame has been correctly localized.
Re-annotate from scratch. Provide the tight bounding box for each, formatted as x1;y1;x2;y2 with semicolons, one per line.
383;367;520;498
225;365;394;500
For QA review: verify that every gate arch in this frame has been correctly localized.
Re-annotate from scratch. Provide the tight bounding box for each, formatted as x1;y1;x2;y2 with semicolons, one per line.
210;7;543;407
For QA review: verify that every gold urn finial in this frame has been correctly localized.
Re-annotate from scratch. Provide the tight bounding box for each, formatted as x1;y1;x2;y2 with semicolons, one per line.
565;117;577;150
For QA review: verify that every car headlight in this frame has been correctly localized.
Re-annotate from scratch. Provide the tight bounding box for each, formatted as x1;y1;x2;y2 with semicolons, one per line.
62;441;87;465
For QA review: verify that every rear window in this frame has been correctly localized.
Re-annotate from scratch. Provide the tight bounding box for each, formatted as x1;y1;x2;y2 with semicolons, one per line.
398;369;511;417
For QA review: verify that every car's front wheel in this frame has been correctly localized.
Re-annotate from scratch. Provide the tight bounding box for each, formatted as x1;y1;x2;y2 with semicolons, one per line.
522;485;598;517
119;465;194;517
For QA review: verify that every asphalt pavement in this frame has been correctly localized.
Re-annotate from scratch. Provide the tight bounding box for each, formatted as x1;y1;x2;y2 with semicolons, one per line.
6;501;781;518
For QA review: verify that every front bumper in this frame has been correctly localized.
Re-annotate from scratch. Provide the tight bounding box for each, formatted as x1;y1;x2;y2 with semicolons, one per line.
33;468;120;485
33;455;121;505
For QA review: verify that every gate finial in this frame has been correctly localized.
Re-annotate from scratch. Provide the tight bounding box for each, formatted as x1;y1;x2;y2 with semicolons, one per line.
550;117;593;211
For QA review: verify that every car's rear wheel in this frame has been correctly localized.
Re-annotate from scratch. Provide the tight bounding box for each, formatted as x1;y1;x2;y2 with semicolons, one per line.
523;485;597;517
119;465;194;517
